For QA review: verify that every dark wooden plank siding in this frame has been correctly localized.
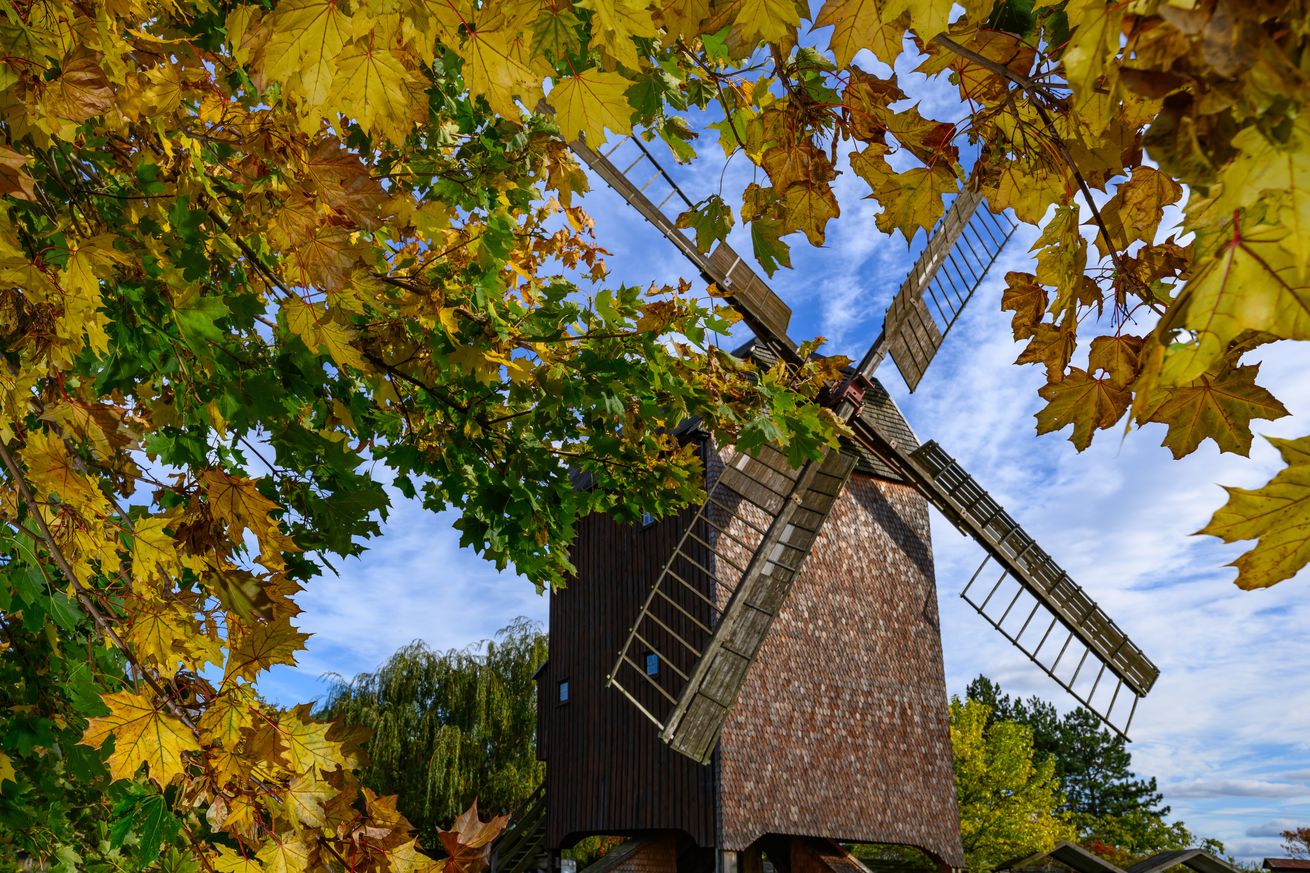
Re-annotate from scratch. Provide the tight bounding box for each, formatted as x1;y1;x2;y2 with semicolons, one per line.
539;494;716;849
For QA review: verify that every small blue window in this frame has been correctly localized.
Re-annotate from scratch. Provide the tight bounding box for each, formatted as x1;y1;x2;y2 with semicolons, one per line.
645;653;659;676
558;680;570;703
641;512;656;527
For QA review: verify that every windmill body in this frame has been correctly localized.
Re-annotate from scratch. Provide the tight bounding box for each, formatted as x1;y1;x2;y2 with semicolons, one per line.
534;378;963;868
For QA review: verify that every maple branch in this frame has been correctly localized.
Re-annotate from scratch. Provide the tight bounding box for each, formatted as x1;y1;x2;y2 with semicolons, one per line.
932;34;1151;307
360;349;483;422
677;41;747;154
0;439;201;735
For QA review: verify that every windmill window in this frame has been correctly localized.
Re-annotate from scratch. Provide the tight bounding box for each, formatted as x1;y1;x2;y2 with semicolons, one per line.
644;652;659;676
558;679;570;703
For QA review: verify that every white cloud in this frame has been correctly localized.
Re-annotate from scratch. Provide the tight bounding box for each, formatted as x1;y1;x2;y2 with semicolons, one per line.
1247;820;1304;838
1167;781;1309;800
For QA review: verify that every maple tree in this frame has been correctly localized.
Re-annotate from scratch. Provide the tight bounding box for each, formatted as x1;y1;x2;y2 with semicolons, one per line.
950;697;1076;871
1284;827;1310;859
1;0;1308;867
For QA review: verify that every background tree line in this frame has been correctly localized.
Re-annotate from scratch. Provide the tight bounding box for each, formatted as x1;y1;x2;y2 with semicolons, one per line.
319;622;1232;872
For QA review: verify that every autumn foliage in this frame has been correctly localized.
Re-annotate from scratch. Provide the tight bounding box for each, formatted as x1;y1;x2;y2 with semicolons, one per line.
0;0;1307;868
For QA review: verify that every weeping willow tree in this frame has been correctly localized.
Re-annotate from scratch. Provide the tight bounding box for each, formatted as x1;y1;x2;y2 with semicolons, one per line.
319;618;547;846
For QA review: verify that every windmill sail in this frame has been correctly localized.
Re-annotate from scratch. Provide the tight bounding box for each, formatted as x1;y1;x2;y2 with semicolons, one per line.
609;443;857;763
849;419;1159;736
564;133;798;360
873;190;1019;390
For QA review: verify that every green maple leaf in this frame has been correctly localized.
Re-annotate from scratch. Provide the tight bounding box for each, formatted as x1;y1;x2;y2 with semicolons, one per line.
676;196;735;253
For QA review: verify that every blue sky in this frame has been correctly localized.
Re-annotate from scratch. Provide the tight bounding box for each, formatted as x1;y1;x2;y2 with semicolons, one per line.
263;46;1310;863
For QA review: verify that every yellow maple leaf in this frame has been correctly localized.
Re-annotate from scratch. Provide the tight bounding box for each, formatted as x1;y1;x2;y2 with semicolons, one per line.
881;0;956;38
707;0;803;46
225;617;309;682
283;772;334;828
199;469;296;567
22;430;110;517
871;165;954;241
1097;166;1182;256
283;297;367;371
1205;123;1310;276
258;832;314;872
782;183;840;246
131;515;184;590
213;846;267;873
549;71;634;145
1201;435;1310;590
1059;0;1123;133
81;690;200;786
1139;362;1288;459
815;0;904;67
455;12;544;119
329;39;426;143
1000;273;1049;340
578;0;655;70
657;0;711;38
128;599;203;674
199;686;256;748
0;751;14;791
1087;334;1144;388
390;838;444;873
1015;318;1076;379
260;0;353;107
0;145;37;201
43;49;115;127
281;705;352;776
1164;223;1310;383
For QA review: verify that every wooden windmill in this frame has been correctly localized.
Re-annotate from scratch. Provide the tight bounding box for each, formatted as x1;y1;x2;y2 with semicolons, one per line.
492;130;1159;873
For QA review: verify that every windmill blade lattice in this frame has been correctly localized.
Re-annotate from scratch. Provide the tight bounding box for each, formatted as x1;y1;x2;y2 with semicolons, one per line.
876;190;1019;390
849;419;1159;736
565;133;797;359
609;443;856;764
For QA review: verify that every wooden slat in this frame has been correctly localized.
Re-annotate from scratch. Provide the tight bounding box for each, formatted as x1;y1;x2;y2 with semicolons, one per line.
705;243;795;346
874;189;1018;390
565;134;796;354
660;448;858;763
847;418;1160;731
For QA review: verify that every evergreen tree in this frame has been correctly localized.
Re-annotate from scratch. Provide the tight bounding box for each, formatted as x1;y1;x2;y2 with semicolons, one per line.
964;677;1221;861
966;677;1167;822
319;619;547;847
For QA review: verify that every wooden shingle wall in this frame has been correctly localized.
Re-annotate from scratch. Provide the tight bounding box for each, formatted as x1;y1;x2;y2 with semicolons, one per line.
716;471;964;867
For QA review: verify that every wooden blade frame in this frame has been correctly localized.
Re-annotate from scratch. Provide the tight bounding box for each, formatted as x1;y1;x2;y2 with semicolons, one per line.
609;443;856;763
849;419;1159;737
565;133;799;362
871;190;1019;390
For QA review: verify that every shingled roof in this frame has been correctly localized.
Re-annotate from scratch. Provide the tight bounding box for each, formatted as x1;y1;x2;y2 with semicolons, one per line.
732;338;919;482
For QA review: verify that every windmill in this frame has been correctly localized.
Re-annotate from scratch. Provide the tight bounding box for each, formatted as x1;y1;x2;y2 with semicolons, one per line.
492;128;1159;873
